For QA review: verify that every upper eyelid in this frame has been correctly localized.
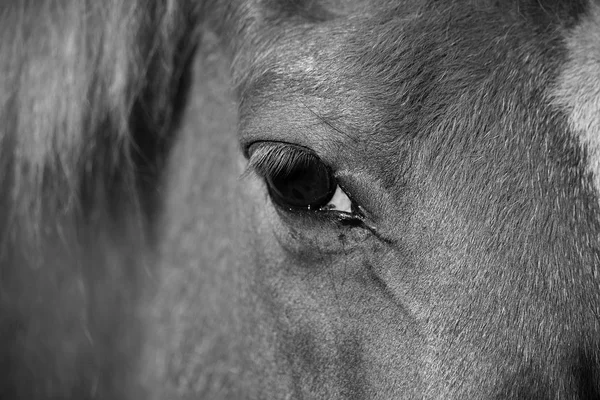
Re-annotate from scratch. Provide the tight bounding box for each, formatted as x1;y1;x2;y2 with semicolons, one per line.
244;142;328;179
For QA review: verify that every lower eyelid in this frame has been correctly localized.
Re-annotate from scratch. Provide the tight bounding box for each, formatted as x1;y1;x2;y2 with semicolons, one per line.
272;209;372;256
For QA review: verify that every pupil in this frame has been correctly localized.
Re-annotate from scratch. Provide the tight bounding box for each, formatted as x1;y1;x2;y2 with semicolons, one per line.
267;156;336;210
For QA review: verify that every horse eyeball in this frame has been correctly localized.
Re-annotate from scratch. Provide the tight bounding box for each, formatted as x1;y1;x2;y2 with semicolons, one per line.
320;185;352;213
266;157;336;210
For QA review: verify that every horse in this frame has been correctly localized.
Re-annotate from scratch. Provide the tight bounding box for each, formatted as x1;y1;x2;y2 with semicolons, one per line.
1;0;599;398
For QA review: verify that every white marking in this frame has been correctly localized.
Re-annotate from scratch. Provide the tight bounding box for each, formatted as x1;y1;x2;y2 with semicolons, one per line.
552;3;600;194
325;185;352;213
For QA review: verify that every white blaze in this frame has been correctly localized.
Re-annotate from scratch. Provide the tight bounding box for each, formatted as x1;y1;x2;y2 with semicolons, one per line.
552;4;600;194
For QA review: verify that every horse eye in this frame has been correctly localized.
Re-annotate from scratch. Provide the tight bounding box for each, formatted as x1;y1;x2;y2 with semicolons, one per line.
247;142;355;214
266;154;337;210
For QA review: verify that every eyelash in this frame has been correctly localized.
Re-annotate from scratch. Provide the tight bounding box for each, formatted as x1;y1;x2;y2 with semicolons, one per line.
245;142;319;181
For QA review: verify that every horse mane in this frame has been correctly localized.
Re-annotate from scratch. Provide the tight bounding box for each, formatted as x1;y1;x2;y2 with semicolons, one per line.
0;1;197;398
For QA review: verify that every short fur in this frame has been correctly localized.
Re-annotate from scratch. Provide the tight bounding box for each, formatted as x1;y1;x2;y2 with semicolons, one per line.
2;0;600;399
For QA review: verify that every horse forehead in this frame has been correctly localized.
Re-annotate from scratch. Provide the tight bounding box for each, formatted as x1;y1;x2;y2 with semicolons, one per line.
238;7;500;144
237;11;477;186
238;1;585;175
238;14;412;139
